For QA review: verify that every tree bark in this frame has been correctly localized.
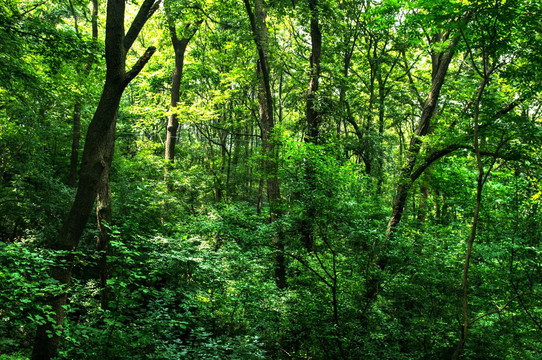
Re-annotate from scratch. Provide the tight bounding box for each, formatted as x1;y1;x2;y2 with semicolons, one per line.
91;0;98;39
244;0;286;288
31;1;159;358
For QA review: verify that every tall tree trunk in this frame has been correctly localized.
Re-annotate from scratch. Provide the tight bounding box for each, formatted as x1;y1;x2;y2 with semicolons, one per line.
376;61;387;193
305;0;322;144
244;0;286;288
362;37;377;175
451;75;488;360
358;33;459;313
452;15;500;350
31;1;159;358
300;0;322;253
73;0;113;311
164;17;201;189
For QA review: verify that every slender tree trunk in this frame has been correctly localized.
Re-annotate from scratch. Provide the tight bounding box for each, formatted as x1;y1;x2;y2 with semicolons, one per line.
362;37;377;175
68;102;81;187
91;0;98;39
451;175;483;360
244;0;286;288
417;184;429;223
305;0;322;144
31;1;159;358
164;18;201;189
299;0;322;253
376;66;386;193
451;75;492;360
257;177;264;214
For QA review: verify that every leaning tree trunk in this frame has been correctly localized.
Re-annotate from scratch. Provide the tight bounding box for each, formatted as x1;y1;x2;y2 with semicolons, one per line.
31;1;159;358
386;33;457;237
358;32;459;311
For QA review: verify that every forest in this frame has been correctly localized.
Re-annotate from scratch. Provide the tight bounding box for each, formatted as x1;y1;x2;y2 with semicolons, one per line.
0;0;541;359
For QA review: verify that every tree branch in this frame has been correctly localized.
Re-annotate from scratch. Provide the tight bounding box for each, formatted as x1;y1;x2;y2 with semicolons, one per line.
411;144;463;182
124;46;156;85
469;293;524;326
510;282;542;332
496;97;526;116
124;0;161;53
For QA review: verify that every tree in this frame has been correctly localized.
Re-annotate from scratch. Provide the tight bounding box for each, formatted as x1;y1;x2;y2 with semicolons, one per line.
164;0;202;189
244;0;286;288
305;0;321;144
298;0;322;253
386;13;463;237
31;1;160;358
1;0;542;358
451;0;542;356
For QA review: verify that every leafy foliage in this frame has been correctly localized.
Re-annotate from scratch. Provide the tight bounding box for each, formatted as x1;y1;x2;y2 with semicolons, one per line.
1;0;542;359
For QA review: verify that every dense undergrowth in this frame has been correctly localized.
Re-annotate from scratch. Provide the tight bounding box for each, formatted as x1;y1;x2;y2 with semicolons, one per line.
1;142;541;359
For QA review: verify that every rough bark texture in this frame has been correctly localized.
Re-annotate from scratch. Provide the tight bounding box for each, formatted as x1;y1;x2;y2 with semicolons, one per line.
31;1;158;358
244;0;286;289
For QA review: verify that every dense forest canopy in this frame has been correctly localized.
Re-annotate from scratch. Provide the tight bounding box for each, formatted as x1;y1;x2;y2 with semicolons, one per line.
1;0;541;359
